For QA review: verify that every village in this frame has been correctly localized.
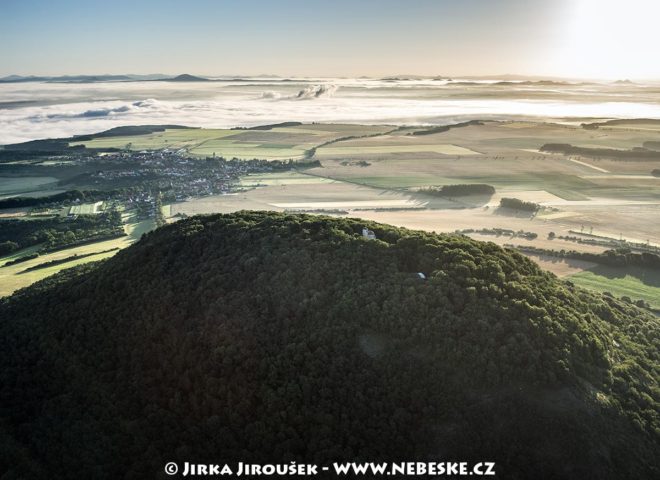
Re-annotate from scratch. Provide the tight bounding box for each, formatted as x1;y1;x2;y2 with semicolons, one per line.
7;149;306;225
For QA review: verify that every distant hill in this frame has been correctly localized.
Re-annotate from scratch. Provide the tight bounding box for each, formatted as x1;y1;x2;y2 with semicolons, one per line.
165;73;210;82
1;212;658;479
0;74;170;83
46;75;133;83
0;75;51;83
447;79;589;87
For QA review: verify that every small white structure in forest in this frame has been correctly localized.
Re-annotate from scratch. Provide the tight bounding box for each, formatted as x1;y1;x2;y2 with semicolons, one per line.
417;272;426;280
362;227;376;240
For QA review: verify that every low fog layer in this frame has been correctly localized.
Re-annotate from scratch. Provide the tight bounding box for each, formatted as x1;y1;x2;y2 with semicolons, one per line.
2;77;660;143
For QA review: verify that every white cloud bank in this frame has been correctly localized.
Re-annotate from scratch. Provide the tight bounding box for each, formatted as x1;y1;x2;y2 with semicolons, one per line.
1;78;660;144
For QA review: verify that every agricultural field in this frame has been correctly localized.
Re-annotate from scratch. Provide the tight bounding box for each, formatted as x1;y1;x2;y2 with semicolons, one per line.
0;214;154;297
568;266;660;310
4;119;660;306
70;128;238;151
520;254;598;278
0;176;59;197
170;175;423;216
71;124;393;160
159;119;660;245
239;171;338;187
302;120;660;246
316;142;481;156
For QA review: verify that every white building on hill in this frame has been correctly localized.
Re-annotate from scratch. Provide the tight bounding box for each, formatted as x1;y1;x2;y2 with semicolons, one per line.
362;227;376;240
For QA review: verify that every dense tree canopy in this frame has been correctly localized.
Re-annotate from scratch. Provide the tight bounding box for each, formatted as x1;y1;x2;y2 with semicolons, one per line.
1;212;658;479
0;211;124;253
0;190;119;210
499;197;540;212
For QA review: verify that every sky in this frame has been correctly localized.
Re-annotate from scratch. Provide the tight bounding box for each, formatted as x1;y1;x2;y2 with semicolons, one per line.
1;0;659;79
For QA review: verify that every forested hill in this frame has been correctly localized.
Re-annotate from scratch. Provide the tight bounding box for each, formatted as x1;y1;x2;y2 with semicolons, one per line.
1;212;658;479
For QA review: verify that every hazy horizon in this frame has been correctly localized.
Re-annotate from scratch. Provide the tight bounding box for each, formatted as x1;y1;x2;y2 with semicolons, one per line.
2;0;659;80
4;73;660;82
3;0;660;144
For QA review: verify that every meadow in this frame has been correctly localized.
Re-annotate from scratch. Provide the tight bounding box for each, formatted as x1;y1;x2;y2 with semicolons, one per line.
0;214;154;297
569;266;660;310
71;124;392;160
0;176;59;197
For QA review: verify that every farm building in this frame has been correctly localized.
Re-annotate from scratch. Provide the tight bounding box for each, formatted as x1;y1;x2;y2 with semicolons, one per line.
68;201;104;216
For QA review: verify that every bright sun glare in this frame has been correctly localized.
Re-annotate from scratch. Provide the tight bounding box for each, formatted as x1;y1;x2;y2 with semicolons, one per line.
557;0;660;79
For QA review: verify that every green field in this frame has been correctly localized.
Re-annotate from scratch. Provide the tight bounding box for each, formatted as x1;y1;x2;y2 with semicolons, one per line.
188;140;305;159
70;125;394;160
0;214;155;297
310;160;602;197
70;128;238;150
71;128;307;159
0;176;59;196
568;266;660;309
0;244;43;266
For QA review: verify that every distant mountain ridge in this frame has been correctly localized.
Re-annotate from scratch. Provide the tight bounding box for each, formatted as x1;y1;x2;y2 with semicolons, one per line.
0;74;629;84
0;74;185;83
163;73;210;82
1;73;217;83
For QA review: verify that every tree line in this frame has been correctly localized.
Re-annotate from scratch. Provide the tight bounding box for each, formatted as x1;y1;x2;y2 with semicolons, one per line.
499;197;540;212
419;184;495;197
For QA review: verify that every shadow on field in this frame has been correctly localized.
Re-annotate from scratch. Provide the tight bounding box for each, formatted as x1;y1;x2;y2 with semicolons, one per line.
407;191;493;209
528;254;596;269
588;265;660;288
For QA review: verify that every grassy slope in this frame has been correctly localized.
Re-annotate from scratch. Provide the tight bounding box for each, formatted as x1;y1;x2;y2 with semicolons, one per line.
569;266;660;309
0;215;155;297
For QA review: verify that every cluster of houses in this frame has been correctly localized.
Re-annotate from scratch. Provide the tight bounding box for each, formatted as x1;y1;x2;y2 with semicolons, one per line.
77;151;291;203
